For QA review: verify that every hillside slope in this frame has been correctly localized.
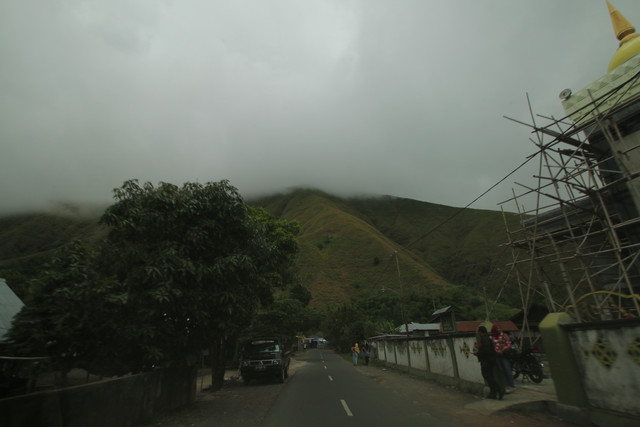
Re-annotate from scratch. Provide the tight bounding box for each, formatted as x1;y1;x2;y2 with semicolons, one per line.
256;190;520;306
0;190;521;309
342;196;520;297
0;213;108;299
257;190;454;307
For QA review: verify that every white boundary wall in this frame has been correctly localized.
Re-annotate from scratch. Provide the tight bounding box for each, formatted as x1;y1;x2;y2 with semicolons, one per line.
566;321;640;417
370;333;485;389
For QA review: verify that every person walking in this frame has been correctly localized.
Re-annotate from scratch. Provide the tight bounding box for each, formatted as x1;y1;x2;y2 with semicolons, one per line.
363;343;371;366
351;343;360;366
474;326;505;400
491;324;516;391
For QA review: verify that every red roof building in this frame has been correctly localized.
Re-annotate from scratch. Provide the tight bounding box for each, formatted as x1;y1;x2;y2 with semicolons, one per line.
440;320;518;333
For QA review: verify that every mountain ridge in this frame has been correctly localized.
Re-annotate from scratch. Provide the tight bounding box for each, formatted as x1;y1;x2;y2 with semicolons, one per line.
0;189;521;313
254;190;519;309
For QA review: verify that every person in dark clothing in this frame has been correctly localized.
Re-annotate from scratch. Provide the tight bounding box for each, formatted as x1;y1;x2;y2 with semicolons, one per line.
491;324;516;390
363;343;371;365
474;326;505;400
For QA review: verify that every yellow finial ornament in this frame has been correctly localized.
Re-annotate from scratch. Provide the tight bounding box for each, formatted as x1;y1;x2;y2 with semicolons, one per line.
608;0;637;45
607;1;640;71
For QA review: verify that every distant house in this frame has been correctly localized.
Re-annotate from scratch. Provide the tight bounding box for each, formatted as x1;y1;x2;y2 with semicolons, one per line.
0;278;24;342
395;322;441;337
449;320;518;334
430;306;466;322
427;305;519;334
430;306;464;333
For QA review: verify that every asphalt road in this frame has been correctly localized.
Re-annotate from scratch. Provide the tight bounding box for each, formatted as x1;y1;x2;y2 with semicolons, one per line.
149;349;570;427
263;348;441;426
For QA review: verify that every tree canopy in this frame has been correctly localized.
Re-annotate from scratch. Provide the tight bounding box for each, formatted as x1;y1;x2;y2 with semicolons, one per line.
7;241;129;376
7;180;300;383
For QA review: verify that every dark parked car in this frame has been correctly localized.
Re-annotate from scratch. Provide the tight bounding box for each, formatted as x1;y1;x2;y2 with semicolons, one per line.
240;337;290;385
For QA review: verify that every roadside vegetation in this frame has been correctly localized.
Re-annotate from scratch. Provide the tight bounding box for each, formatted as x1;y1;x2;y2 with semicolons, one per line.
1;187;533;379
5;180;300;390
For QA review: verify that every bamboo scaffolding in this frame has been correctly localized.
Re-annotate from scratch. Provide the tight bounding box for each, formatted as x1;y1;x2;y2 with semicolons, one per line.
500;87;640;323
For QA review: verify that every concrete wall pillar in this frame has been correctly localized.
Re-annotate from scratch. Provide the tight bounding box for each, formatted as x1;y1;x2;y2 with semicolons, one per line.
539;313;589;412
447;337;459;379
422;340;430;373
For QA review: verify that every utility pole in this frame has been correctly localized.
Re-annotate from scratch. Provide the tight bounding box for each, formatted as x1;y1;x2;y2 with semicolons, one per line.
394;251;409;336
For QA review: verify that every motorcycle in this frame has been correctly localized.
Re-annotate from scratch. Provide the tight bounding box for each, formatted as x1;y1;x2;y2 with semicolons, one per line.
505;347;544;383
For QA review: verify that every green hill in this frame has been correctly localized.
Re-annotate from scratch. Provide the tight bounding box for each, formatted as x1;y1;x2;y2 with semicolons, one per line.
342;195;519;295
0;190;522;312
0;212;108;300
255;190;453;307
253;190;521;309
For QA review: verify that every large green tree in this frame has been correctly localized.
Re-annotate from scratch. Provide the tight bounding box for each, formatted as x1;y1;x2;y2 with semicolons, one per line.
8;180;299;390
98;180;299;389
246;283;321;340
322;302;370;352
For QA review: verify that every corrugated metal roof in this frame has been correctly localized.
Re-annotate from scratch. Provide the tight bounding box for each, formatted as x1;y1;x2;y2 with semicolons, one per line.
0;278;24;341
396;322;440;333
431;306;453;316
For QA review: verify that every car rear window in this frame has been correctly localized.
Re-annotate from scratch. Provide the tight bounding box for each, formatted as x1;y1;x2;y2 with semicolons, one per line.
247;340;280;352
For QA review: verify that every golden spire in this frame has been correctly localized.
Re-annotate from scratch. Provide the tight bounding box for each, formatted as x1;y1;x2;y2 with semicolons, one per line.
607;0;638;46
607;1;640;71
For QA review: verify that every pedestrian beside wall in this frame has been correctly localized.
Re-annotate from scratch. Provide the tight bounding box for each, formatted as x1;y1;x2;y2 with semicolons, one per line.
351;343;360;366
491;324;516;391
474;326;505;400
363;343;370;366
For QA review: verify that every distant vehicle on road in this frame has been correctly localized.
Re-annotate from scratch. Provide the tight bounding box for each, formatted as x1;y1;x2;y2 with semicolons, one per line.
240;337;290;385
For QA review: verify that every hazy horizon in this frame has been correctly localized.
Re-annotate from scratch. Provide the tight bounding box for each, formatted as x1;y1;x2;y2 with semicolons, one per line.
2;1;636;214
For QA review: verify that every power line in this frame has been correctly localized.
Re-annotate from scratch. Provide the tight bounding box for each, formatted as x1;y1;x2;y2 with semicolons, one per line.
401;70;640;251
404;155;535;250
364;150;536;293
367;73;640;288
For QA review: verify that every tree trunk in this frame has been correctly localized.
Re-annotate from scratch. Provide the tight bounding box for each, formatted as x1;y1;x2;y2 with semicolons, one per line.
209;338;227;391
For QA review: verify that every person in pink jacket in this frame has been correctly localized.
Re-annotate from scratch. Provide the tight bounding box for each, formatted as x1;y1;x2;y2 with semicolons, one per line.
491;324;516;390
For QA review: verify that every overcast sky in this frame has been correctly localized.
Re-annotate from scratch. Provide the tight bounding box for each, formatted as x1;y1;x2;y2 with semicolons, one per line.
1;1;637;214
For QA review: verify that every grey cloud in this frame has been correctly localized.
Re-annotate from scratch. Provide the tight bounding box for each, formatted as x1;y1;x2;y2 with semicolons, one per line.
1;0;636;213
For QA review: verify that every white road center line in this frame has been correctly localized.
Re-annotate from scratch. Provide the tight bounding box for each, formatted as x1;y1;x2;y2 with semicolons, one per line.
340;399;353;417
328;376;333;381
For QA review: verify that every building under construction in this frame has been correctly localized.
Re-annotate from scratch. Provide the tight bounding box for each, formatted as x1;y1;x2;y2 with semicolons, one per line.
501;2;640;328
